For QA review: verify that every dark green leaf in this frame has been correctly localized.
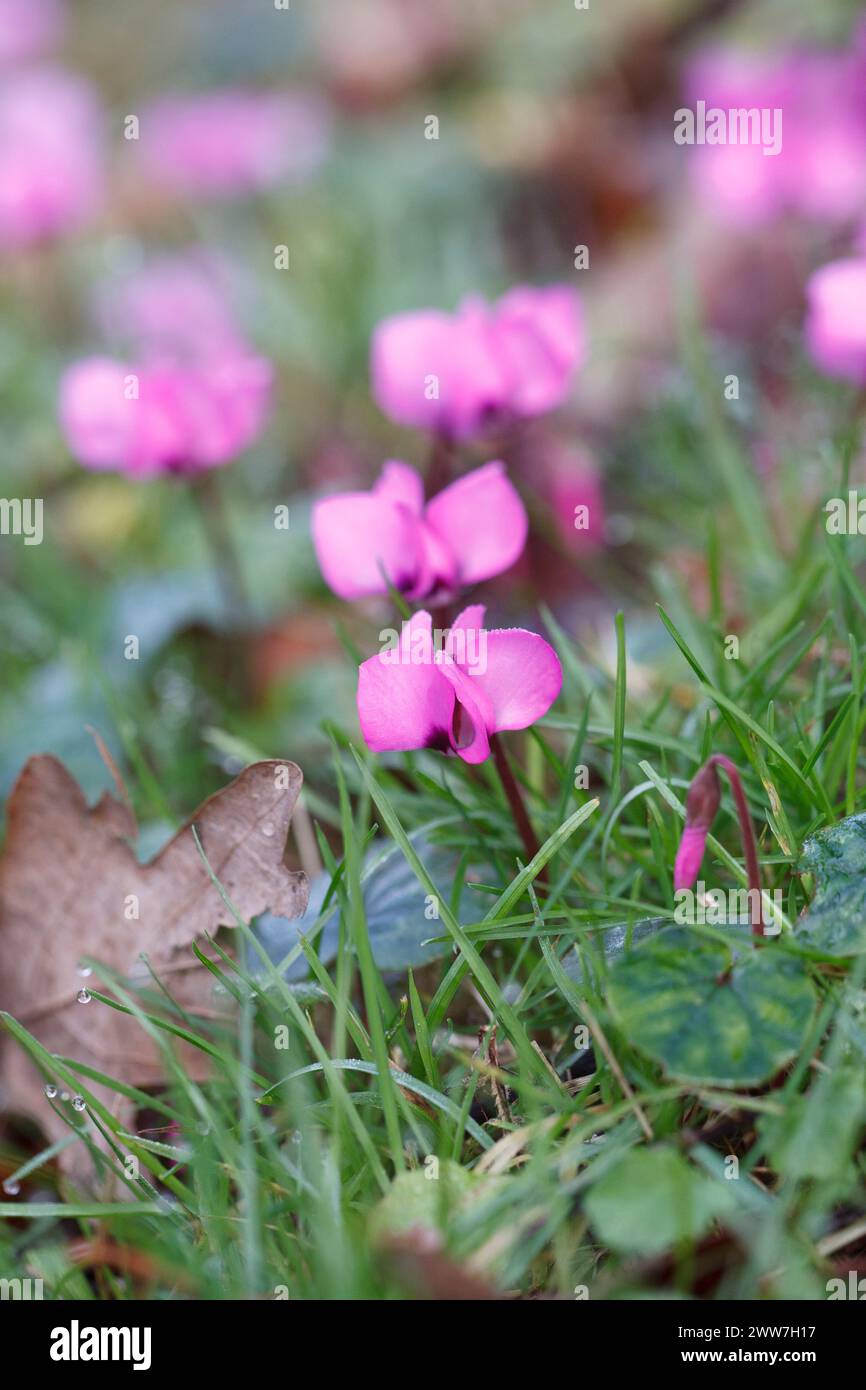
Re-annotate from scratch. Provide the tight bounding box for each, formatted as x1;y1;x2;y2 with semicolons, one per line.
584;1146;734;1254
797;814;866;956
607;927;815;1086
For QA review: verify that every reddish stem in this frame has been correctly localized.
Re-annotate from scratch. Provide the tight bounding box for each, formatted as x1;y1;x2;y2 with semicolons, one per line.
490;733;546;887
708;754;765;937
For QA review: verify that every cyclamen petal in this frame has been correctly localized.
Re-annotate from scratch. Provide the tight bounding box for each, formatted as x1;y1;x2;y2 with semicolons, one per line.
424;462;528;588
358;613;455;753
492;286;584;416
312;460;527;602
461;625;563;731
138;89;330;200
673;825;710;892
59;358;136;472
95;251;247;364
371;307;508;441
804;259;866;383
373;459;425;515
311;490;421;600
0;67;104;248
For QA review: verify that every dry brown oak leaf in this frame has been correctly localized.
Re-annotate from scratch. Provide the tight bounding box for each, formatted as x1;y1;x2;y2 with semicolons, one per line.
0;754;308;1167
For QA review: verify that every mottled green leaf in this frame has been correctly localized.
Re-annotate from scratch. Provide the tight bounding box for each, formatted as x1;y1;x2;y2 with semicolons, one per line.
761;1066;866;1181
562;916;666;986
797;814;866;956
584;1146;734;1254
607;926;815;1086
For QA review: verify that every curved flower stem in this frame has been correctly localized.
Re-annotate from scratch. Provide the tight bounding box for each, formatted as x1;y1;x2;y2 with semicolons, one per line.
490;733;546;887
189;471;252;626
709;754;765;938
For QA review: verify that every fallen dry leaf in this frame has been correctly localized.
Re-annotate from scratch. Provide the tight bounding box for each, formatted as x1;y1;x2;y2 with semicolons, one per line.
0;754;308;1177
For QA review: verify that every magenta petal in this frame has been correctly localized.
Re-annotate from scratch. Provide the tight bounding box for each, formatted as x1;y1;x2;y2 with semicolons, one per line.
0;67;105;249
373;459;425;515
139;89;329;199
371;309;456;435
357;647;454;754
673;825;709;892
411;517;458;601
424;462;527;587
312;491;421;599
59;357;137;472
805;259;866;383
492;285;583;417
446;604;487;650
371;306;508;440
169;357;272;469
436;655;492;763
465;628;562;732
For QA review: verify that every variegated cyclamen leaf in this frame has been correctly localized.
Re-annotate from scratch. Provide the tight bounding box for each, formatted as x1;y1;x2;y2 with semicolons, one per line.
796;813;866;957
607;926;815;1086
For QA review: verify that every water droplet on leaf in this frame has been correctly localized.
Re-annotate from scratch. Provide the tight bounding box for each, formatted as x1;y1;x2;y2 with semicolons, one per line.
76;988;91;1004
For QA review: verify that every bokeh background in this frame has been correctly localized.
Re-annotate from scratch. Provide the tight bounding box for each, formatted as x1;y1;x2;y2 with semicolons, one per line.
1;0;864;844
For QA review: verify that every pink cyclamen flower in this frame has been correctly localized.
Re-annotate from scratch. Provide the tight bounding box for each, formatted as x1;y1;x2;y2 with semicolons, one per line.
0;67;104;248
371;285;583;440
59;355;273;479
357;606;562;764
683;43;866;228
94;250;250;365
0;0;63;64
138;89;330;200
804;259;866;383
312;458;527;601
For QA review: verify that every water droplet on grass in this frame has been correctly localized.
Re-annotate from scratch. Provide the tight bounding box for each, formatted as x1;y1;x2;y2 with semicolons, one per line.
76;988;91;1004
44;1083;58;1099
72;1095;86;1112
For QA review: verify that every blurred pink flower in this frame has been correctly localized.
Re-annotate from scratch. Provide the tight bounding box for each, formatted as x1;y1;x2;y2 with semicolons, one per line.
371;285;583;440
0;0;63;65
545;446;605;549
59;354;273;479
138;88;330;199
804;258;866;382
357;606;562;764
0;67;104;248
94;250;249;364
312;459;527;601
684;43;866;227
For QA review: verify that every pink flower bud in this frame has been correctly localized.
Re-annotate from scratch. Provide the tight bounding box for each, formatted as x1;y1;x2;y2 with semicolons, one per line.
673;760;721;891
